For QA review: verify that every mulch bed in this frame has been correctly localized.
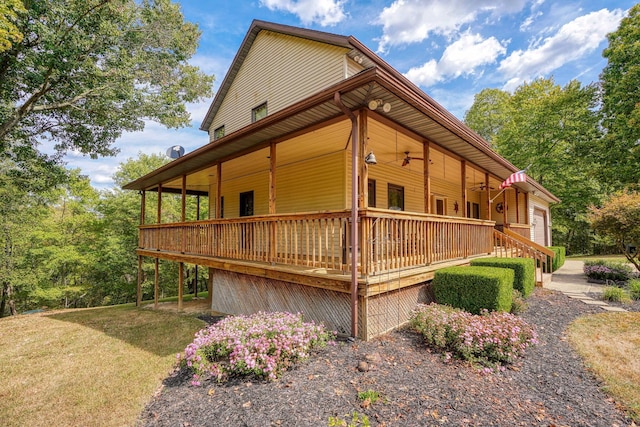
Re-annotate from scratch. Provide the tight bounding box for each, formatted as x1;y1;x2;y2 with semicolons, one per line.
139;288;634;426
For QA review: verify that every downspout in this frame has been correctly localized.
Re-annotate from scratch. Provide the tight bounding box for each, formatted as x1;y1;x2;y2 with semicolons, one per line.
333;91;359;339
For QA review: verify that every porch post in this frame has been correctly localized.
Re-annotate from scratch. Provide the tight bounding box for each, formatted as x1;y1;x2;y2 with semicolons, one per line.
178;262;184;311
424;141;431;213
136;255;142;306
140;190;146;225
154;258;159;308
333;91;359;339
485;172;491;220
502;191;508;226
269;142;276;214
196;195;200;221
216;164;222;219
515;189;520;223
207;267;214;304
359;109;368;209
157;183;162;224
181;175;186;253
461;160;467;217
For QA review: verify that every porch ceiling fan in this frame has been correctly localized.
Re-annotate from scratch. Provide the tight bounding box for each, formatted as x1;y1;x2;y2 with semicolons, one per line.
469;182;495;192
401;151;424;166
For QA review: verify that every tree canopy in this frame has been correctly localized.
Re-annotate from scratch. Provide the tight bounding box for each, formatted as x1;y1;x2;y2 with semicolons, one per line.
0;0;214;165
600;4;640;187
464;77;603;253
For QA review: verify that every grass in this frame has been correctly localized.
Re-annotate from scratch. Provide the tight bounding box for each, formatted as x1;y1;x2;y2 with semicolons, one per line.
568;254;629;262
0;304;205;427
568;312;640;421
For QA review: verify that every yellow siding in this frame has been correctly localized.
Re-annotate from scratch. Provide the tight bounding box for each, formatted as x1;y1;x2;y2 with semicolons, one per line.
209;31;350;139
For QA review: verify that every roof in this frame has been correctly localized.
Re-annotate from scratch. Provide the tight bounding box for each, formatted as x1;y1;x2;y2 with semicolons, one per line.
125;20;559;204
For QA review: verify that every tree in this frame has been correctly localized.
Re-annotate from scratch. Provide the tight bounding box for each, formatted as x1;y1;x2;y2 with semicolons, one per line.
0;0;214;165
588;191;640;271
464;78;604;253
599;4;640;187
0;0;26;53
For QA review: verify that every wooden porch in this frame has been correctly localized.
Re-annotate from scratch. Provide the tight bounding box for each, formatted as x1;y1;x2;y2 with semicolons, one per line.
138;208;550;294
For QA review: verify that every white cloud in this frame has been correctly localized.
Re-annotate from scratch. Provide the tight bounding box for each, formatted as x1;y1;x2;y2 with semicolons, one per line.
499;8;625;91
259;0;347;26
376;0;527;52
405;32;507;87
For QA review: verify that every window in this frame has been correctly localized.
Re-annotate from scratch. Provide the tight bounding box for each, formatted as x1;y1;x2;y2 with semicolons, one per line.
213;125;225;140
252;102;267;122
466;202;480;219
239;191;254;217
434;197;446;215
388;184;404;211
368;179;376;207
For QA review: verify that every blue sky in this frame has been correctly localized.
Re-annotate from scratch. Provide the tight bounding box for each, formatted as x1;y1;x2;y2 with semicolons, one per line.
66;0;635;189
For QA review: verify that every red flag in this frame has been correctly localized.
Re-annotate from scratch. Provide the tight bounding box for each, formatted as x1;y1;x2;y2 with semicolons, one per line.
499;170;527;189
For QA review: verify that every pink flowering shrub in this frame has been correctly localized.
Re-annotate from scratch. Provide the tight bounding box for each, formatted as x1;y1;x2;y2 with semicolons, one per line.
410;303;537;367
178;311;334;385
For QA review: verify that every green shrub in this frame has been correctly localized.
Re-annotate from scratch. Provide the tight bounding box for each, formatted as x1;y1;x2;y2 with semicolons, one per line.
432;266;513;314
601;286;632;303
626;279;640;300
470;257;535;297
546;246;566;272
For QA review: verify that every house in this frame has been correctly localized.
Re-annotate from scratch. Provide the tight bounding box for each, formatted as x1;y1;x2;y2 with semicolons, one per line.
123;20;558;340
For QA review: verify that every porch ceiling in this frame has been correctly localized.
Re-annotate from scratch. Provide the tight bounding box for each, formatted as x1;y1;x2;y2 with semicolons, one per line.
123;67;558;203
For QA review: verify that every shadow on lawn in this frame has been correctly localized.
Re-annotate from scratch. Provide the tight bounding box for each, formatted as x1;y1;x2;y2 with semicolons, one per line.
47;305;206;357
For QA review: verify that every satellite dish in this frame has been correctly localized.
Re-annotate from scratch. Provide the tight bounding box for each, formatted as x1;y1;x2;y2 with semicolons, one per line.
166;145;185;159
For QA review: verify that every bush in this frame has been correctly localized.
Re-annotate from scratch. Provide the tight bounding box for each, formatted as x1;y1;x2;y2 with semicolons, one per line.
547;246;566;272
510;289;527;314
470;257;535;297
584;260;634;282
433;266;513;314
601;286;632;303
179;311;334;385
628;279;640;300
410;303;538;368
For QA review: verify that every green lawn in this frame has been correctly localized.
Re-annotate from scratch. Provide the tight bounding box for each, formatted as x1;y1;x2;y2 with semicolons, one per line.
0;304;205;427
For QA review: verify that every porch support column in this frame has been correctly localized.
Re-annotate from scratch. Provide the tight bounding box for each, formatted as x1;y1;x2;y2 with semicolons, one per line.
136;255;142;306
461;160;467;217
515;189;520;223
216;164;222;219
181;175;186;222
269;142;277;214
269;143;277;262
502;191;508;227
154;258;159;308
157;184;162;224
207;268;214;305
334;91;359;339
140;190;146;225
424;141;431;214
359;109;368;209
196;195;200;221
181;175;186;253
178;262;184;311
485;172;491;220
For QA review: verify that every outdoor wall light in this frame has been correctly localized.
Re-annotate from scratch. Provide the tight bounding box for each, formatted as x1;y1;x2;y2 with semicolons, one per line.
364;151;377;165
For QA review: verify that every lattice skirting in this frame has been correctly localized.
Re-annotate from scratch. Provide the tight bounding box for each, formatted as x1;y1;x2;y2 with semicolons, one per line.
209;268;434;340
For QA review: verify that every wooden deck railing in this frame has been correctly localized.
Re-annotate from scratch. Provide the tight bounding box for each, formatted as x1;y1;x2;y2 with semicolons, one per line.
361;209;494;275
493;228;554;285
140;210;352;271
495;223;531;240
139;209;497;277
